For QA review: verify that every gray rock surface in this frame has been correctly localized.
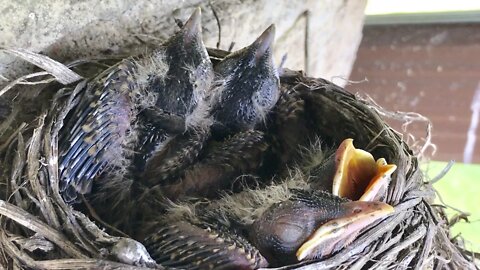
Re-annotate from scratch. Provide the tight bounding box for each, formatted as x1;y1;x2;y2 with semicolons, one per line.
0;0;367;86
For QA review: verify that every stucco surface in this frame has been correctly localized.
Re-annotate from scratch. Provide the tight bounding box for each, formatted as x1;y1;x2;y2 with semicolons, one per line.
0;0;367;85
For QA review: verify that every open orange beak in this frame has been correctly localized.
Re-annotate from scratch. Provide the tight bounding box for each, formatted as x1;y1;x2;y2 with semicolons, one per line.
294;139;397;261
331;139;397;202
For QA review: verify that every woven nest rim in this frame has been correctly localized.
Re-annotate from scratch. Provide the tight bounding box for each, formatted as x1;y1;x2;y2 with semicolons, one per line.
0;48;477;270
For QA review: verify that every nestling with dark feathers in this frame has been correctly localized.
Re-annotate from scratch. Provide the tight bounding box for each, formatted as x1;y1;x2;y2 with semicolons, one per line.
57;7;396;270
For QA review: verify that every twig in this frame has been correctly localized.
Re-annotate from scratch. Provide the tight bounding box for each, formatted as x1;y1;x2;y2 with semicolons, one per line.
434;189;470;217
80;195;130;238
1;230;43;269
0;122;27;153
27;114;60;228
358;93;436;160
415;220;436;269
303;10;310;75
0;200;87;258
427;160;455;184
35;259;160;270
8;143;28;208
1;48;82;84
0;71;49;98
208;1;222;49
0;105;18;139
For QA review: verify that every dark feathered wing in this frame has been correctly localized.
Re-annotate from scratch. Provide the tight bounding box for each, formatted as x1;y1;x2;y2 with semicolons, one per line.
145;220;268;270
59;60;137;203
141;129;210;187
159;130;269;199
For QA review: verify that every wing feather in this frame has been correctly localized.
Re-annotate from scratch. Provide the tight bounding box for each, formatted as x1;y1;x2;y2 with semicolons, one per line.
59;60;137;202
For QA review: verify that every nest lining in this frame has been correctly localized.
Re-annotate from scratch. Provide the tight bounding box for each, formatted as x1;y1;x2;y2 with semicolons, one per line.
0;49;477;270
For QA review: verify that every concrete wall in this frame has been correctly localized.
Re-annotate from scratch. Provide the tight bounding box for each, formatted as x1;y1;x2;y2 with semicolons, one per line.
0;0;367;86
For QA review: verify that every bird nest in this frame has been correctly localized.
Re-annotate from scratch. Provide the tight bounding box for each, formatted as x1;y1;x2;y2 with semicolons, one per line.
0;48;477;270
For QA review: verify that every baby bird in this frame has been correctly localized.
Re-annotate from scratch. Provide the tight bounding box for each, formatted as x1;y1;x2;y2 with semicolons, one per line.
143;139;396;269
141;24;281;191
58;8;213;203
140;24;281;201
212;24;280;134
136;8;216;184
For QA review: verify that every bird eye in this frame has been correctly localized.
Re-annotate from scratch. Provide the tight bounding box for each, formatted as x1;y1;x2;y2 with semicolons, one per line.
273;222;305;245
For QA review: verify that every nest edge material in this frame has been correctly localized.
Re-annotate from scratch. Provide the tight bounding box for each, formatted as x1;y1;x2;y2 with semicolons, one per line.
0;49;477;269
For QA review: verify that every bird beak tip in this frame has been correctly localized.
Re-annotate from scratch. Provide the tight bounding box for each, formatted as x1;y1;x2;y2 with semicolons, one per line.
384;204;395;214
296;250;307;261
183;7;202;40
253;24;276;60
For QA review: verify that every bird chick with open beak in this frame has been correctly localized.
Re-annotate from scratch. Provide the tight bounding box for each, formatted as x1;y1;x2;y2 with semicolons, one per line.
306;138;398;202
144;139;395;269
253;138;397;265
58;8;213;203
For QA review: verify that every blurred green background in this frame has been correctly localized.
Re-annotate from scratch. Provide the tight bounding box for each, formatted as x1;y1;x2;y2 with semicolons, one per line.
425;161;480;252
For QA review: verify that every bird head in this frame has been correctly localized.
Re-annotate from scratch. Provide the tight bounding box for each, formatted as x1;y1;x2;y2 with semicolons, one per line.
213;25;280;133
249;190;393;265
144;8;214;127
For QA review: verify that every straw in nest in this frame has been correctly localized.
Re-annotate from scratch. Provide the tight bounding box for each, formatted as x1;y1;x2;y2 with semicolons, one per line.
0;18;478;270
